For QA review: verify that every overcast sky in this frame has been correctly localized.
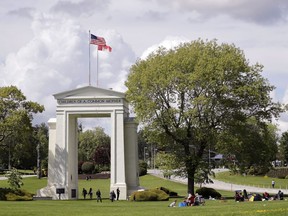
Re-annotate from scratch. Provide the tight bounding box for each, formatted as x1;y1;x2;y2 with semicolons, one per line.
1;0;288;134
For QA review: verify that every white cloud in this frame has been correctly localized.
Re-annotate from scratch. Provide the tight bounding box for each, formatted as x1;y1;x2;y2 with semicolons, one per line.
0;0;288;133
141;36;189;59
51;0;110;17
0;11;136;125
8;7;35;19
154;0;288;25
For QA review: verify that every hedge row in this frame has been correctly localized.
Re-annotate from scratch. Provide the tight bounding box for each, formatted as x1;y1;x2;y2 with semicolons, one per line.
266;168;288;179
0;188;33;201
196;187;222;199
129;188;169;201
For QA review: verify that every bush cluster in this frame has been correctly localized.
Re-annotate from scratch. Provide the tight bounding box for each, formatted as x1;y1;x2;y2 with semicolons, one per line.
157;186;178;197
139;160;148;176
0;188;33;201
81;162;95;174
129;188;169;201
266;168;288;179
196;187;222;199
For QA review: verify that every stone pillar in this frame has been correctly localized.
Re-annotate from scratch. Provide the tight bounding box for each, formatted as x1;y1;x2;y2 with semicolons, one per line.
37;118;58;198
67;114;78;199
47;118;56;188
124;118;139;195
52;110;68;199
110;109;127;199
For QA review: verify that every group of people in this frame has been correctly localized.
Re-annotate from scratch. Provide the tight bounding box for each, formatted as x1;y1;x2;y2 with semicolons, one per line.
234;189;284;202
82;187;120;202
82;188;103;202
109;188;120;202
168;193;205;207
262;190;284;201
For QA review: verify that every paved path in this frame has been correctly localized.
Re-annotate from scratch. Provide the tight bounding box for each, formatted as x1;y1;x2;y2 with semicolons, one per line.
0;175;36;181
148;169;287;195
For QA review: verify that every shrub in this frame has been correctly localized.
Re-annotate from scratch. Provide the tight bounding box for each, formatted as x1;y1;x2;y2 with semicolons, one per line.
99;165;110;172
196;187;221;199
139;160;148;176
129;189;169;201
81;162;95;174
0;188;33;201
130;191;157;201
78;161;84;174
266;168;288;179
157;187;178;197
5;168;23;189
5;193;33;201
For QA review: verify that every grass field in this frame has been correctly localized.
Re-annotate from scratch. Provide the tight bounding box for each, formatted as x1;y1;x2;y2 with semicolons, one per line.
1;174;288;215
0;174;235;199
215;171;288;190
1;194;288;216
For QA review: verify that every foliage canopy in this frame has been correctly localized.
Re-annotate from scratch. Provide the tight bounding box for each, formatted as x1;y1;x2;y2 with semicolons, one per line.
0;86;44;143
125;39;283;193
0;86;44;169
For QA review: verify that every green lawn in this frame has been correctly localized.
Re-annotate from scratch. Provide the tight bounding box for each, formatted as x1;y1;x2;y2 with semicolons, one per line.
0;174;234;199
1;174;288;215
215;171;288;190
1;195;288;216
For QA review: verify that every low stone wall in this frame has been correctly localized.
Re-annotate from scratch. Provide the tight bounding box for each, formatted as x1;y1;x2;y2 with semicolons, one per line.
78;173;110;180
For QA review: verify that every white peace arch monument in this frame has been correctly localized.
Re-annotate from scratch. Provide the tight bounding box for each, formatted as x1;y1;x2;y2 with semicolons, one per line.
37;86;139;200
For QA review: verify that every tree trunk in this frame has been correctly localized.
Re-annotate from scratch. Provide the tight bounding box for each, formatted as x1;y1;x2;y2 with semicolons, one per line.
187;167;196;194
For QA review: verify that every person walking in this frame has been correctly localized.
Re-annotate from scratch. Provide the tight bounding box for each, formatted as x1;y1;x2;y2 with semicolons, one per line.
272;180;275;188
96;189;102;202
82;188;87;199
116;187;120;200
88;187;93;199
110;190;116;202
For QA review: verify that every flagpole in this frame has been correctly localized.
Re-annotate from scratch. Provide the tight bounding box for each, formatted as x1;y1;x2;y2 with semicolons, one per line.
96;46;99;87
88;30;91;86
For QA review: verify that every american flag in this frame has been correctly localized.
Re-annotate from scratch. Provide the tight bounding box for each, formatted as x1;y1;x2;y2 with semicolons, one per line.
90;34;106;46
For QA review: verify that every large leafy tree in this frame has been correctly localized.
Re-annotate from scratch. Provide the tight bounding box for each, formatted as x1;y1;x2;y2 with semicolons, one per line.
279;131;288;165
125;39;283;194
217;118;279;175
137;129;151;161
31;123;49;177
0;86;44;144
78;126;110;165
0;86;44;169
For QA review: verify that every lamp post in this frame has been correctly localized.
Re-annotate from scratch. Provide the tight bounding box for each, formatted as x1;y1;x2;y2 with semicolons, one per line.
208;143;211;168
153;147;157;173
8;142;11;170
37;142;41;179
144;147;147;162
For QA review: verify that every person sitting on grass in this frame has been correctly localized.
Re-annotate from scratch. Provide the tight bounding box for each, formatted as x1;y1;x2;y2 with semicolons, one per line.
193;193;205;206
168;200;177;207
263;192;270;201
187;193;195;206
178;200;187;207
235;192;244;202
279;191;284;200
274;190;284;200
